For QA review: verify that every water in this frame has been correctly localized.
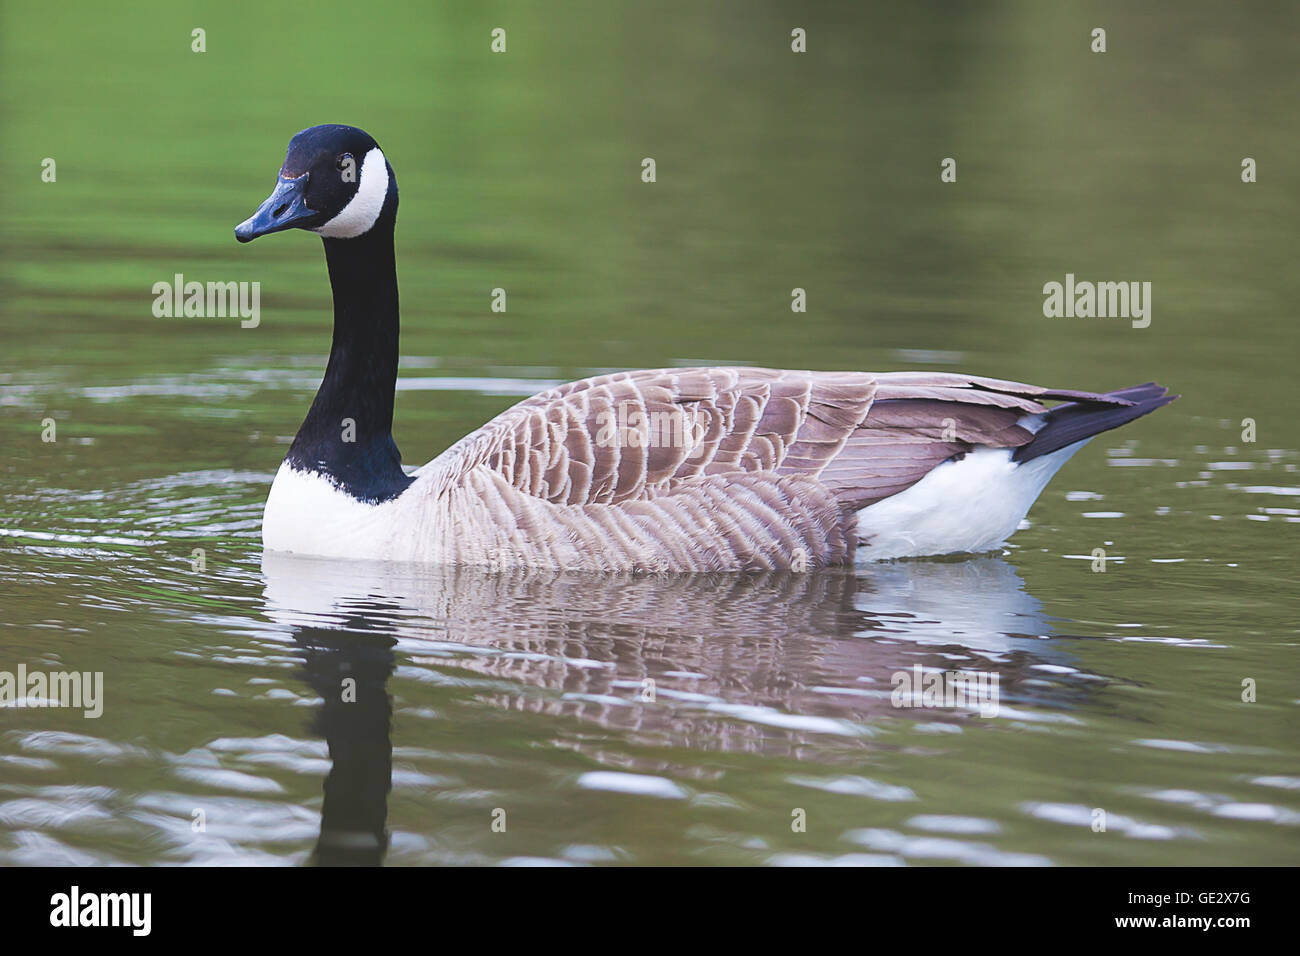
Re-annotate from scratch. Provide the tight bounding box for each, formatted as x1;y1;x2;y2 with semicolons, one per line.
1;1;1297;865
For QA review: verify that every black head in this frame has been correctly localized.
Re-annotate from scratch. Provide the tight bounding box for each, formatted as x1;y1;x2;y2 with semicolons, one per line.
235;125;396;243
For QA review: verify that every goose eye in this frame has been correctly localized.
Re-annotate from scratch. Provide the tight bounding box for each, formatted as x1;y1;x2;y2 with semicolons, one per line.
335;153;352;172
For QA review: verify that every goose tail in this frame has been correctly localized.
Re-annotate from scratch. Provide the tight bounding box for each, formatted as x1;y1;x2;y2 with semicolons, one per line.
1012;382;1178;463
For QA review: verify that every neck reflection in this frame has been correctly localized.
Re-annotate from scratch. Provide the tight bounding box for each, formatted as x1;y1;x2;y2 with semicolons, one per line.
294;618;396;866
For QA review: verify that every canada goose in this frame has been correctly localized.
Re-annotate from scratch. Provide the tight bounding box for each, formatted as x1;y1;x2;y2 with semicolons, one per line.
236;125;1176;571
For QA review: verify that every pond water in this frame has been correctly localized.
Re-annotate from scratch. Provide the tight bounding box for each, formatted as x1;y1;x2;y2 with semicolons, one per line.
1;1;1297;865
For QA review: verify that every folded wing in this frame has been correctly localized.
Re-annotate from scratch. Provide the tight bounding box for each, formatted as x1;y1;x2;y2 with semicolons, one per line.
441;367;1128;512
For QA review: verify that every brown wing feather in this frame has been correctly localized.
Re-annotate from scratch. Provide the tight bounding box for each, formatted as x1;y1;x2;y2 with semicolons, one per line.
457;367;1128;513
473;368;869;506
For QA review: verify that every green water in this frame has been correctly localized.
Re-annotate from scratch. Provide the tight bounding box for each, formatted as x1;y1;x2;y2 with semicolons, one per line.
1;1;1297;865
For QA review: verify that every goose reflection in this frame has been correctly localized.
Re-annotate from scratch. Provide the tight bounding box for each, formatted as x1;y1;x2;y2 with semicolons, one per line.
263;553;1104;864
293;620;395;865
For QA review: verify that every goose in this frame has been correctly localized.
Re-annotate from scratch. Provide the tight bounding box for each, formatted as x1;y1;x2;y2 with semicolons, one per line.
235;125;1176;571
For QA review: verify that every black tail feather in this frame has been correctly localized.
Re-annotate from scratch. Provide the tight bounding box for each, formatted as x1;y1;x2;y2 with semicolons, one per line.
1012;382;1177;463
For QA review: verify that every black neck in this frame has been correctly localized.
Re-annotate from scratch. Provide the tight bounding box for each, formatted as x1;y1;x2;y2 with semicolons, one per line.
288;195;412;502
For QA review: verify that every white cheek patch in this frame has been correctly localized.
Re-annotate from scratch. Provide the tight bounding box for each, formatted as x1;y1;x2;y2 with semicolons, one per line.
312;147;389;238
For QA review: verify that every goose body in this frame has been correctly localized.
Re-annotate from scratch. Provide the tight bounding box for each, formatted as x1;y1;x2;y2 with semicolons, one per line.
237;126;1175;571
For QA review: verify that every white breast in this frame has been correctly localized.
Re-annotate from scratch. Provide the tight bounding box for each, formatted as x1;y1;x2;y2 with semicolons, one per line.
262;462;410;559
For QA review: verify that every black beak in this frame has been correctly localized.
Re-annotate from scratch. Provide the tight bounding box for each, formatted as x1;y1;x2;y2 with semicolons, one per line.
235;173;317;242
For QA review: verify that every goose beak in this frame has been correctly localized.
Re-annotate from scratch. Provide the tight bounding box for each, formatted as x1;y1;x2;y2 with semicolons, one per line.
235;173;315;242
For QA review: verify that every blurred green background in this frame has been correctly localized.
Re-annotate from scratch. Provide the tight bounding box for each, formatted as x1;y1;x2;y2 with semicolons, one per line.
4;1;1296;447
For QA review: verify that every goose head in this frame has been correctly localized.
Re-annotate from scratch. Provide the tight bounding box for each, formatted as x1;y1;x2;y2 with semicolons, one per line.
235;124;396;243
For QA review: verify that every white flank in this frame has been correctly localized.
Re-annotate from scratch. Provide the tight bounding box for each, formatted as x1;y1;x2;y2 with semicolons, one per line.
312;147;389;238
855;440;1089;561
